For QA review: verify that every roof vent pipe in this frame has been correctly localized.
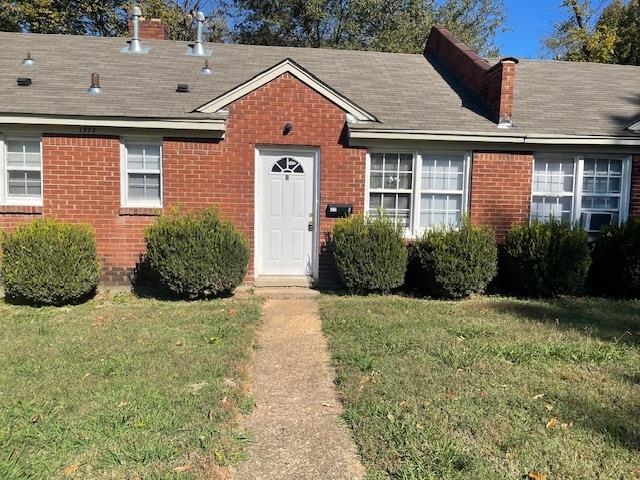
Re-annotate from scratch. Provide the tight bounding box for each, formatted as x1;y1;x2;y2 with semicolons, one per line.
87;72;102;94
22;52;35;66
122;6;150;54
200;59;212;75
187;11;212;57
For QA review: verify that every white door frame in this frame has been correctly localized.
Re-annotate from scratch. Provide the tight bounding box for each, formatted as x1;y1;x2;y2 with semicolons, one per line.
254;146;320;280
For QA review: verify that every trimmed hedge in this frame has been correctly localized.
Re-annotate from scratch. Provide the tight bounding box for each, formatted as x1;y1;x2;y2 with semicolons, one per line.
412;219;497;299
1;219;100;305
144;208;249;298
332;215;407;293
504;219;591;297
589;218;640;298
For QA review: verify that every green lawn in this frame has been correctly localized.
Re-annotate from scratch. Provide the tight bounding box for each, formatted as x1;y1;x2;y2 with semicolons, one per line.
320;295;640;480
0;293;261;479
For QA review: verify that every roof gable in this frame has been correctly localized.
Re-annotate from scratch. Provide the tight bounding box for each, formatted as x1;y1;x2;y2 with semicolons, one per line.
629;119;640;132
194;58;378;122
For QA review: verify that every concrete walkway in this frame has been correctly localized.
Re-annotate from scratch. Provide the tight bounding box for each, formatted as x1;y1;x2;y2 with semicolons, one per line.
235;297;365;480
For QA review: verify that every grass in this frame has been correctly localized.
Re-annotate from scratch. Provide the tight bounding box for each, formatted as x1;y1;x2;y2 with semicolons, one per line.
0;293;262;479
320;295;640;479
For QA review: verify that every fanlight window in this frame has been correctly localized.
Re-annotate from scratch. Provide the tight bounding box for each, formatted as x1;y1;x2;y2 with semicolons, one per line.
271;157;304;174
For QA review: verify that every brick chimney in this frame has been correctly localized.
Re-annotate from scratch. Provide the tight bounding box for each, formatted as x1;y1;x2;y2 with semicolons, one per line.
128;17;167;40
425;27;518;126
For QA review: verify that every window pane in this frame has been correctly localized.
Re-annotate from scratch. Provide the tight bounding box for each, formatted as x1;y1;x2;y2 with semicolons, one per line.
398;173;412;189
128;173;160;200
420;193;462;229
399;154;413;172
6;140;41;167
370;173;382;189
531;195;572;223
7;170;40;197
370;153;383;170
369;193;381;209
144;146;161;170
422;155;465;192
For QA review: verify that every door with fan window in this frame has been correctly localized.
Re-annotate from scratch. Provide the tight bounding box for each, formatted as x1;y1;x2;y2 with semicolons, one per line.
257;149;317;276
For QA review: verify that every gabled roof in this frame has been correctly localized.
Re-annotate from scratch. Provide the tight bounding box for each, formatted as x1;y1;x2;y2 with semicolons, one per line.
0;31;638;140
195;58;377;122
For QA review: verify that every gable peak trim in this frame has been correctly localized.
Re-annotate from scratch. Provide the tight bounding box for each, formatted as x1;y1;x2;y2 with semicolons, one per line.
195;58;378;122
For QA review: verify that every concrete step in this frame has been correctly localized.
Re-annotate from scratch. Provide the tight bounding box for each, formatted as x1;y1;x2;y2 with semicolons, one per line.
253;286;320;299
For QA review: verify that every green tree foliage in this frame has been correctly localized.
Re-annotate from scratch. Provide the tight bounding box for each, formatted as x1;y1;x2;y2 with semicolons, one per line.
4;0;129;36
0;0;228;41
545;0;640;65
231;0;505;54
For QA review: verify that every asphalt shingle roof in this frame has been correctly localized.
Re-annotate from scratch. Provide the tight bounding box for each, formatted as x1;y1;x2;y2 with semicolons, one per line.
0;31;638;137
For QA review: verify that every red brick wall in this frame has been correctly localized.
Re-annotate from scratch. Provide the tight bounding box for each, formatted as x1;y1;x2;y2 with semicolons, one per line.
222;72;366;282
0;73;366;286
470;151;533;241
630;155;640;217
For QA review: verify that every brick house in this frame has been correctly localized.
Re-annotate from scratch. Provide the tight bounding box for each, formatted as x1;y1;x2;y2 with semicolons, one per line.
0;14;639;287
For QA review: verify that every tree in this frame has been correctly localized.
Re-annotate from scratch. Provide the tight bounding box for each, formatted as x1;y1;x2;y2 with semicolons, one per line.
545;0;640;65
7;0;129;36
0;0;229;42
131;0;229;41
230;0;505;55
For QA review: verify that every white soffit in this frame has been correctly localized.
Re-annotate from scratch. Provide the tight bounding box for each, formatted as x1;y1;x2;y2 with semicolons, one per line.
195;58;378;122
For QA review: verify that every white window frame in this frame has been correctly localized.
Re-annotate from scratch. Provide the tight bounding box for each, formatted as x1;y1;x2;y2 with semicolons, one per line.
365;149;471;237
120;139;163;208
0;136;43;206
531;153;632;231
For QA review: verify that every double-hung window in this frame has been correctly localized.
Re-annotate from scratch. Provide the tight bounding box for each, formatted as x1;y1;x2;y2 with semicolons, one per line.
2;138;43;205
122;141;162;207
367;151;470;236
368;152;413;229
531;154;630;236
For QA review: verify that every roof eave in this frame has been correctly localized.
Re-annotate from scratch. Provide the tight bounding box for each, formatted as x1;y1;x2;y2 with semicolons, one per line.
348;127;640;146
0;114;226;133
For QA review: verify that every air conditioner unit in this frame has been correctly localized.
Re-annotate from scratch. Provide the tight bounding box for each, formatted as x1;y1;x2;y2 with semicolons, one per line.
580;211;614;231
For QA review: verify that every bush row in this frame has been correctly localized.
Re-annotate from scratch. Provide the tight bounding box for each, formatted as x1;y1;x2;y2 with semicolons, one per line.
332;215;640;299
3;212;640;305
0;209;249;305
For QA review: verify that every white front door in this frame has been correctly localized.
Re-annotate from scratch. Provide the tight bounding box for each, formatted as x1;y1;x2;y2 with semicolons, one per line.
257;149;317;277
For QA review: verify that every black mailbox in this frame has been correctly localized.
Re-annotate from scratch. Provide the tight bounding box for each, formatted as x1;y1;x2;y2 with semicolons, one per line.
326;204;353;218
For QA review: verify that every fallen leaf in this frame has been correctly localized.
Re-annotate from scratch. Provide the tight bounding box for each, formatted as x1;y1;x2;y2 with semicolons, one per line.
175;341;183;346
527;471;546;480
479;391;489;398
445;390;457;400
531;393;544;400
172;464;192;473
545;404;554;411
63;464;78;476
546;417;558;430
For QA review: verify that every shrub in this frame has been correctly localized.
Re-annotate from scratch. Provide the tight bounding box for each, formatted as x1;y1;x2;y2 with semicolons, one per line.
504;219;591;297
589;218;640;298
411;219;497;299
332;215;407;293
144;208;249;298
1;219;100;305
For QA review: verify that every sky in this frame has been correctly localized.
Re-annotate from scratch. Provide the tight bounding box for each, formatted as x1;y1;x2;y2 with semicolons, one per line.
495;0;569;59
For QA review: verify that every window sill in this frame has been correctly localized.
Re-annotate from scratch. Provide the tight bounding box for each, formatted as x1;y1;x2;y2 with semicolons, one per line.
0;205;43;215
119;207;162;217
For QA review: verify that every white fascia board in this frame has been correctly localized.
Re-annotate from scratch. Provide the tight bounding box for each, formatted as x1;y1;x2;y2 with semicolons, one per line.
195;58;377;122
0;115;226;133
349;129;640;146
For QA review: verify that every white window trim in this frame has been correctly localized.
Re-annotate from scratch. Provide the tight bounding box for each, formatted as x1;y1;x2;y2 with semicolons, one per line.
364;149;471;238
530;153;632;229
120;139;163;208
0;135;43;206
